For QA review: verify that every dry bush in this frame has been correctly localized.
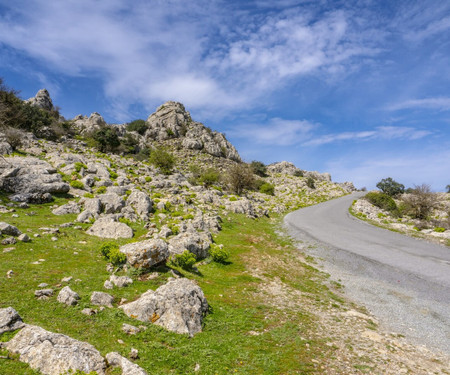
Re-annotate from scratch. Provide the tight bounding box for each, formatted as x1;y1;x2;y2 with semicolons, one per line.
401;184;438;220
226;163;255;195
3;127;24;150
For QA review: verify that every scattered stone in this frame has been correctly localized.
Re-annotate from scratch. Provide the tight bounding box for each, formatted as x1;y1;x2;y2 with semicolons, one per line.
120;278;208;336
106;352;148;375
129;348;139;360
38;283;49;288
122;323;140;335
4;324;106;375
119;239;169;269
0;307;25;334
2;236;17;245
81;308;96;316
61;276;73;283
6;269;13;278
126;190;153;220
51;236;58;241
34;289;54;299
18;233;30;242
90;291;114;308
57;286;80;306
110;275;133;288
0;222;22;236
104;280;114;290
3;246;15;253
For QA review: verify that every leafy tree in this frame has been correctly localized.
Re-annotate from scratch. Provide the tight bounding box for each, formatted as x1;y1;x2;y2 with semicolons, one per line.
376;177;405;197
250;161;267;177
226;163;255;195
365;191;397;212
127;119;148;135
92;127;120;152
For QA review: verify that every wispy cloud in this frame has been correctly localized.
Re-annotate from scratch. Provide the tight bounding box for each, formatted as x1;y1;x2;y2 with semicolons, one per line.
229;118;316;146
387;97;450;111
304;126;431;146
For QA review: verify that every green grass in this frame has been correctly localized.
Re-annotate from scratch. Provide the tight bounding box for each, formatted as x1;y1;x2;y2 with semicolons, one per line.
0;197;340;374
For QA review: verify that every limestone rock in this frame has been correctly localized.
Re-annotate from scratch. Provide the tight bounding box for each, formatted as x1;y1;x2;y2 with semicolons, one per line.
127;190;153;220
168;231;212;259
110;275;133;288
90;291;114;308
267;161;301;176
119;239;169;269
34;289;54;299
122;323;140;335
120;278;208;336
0;157;69;202
106;352;148;375
4;325;106;375
99;193;125;214
72;112;107;135
86;216;133;239
57;286;80;306
0;222;22;236
26;89;54;111
18;233;30;242
52;202;81;215
0;307;25;334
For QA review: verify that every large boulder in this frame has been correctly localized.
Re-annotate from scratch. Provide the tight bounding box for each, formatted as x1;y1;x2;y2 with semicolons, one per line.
119;239;169;269
25;89;54;111
120;278;208;336
0;157;69;202
0;307;25;334
86;216;133;239
0;222;22;237
4;325;106;375
126;190;153;220
168;231;212;259
106;352;148;375
99;193;125;214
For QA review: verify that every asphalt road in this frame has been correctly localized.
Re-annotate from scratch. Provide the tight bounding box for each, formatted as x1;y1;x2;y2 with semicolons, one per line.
285;192;450;354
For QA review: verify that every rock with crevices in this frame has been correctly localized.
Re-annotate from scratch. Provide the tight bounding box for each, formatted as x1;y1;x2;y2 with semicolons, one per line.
0;307;25;334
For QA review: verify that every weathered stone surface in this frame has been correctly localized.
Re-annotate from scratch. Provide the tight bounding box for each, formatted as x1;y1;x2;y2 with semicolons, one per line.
0;141;13;155
52;202;81;215
26;89;54;111
99;193;125;214
110;275;133;288
4;325;106;375
90;291;114;308
57;286;80;306
225;199;256;217
127;190;153;220
34;289;54;299
0;222;22;236
18;233;31;242
120;278;208;336
122;323;140;335
119;239;169;269
168;231;212;259
0;307;24;334
106;352;148;375
267;161;301;176
72;112;107;135
0;157;69;201
86;217;133;239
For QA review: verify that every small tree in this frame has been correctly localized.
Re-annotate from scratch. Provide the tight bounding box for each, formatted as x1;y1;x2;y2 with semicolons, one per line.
92;127;120;152
226;163;255;195
127;119;148;135
376;177;405;197
250;161;267;177
401;184;437;220
306;176;315;189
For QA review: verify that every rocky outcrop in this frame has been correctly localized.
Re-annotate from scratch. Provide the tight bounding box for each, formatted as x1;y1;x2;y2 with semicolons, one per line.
119;239;169;268
120;278;208;336
145;101;241;161
26;89;54;111
267;161;302;176
168;231;212;259
72;112;107;135
86;216;133;239
106;352;148;375
0;307;24;334
4;325;106;375
0;157;69;202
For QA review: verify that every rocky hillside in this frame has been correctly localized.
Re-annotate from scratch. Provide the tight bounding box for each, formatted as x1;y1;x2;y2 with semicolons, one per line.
7;87;437;375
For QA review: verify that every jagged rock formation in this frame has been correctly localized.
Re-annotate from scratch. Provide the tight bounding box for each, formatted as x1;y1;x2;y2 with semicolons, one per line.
26;89;54;111
145;101;241;161
72;112;107;135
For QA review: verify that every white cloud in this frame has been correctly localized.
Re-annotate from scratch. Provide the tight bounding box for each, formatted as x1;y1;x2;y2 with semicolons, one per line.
0;0;382;120
303;126;431;146
387;97;450;111
229;118;316;146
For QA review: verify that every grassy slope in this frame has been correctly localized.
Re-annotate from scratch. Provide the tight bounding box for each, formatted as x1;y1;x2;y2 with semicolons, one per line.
0;194;343;374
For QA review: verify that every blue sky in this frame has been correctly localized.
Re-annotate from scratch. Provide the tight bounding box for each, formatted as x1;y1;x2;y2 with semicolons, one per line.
0;0;449;190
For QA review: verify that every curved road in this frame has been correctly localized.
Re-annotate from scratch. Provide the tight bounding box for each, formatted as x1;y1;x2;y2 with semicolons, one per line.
285;192;450;354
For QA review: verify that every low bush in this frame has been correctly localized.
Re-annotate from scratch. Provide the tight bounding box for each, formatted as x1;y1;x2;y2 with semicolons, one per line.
250;161;267;177
74;162;87;172
434;227;445;233
365;191;397;212
126;119;148;135
209;244;230;263
69;180;84;189
100;242;126;267
149;148;175;175
293;169;304;177
259;182;275;195
96;186;107;194
226;163;255;195
306;177;315;189
100;242;119;259
199;168;220;187
169;250;196;270
3;127;24;150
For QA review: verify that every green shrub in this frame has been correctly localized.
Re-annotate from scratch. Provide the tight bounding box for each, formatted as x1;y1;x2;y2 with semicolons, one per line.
209;244;230;263
170;250;196;270
108;248;127;266
250;161;267;177
365;191;397;212
126;119;148;135
83;193;95;198
74;162;87;172
229;196;238;202
92;127;120;153
226;163;255;195
306;177;315;189
434;227;445;233
293;169;304;177
199;168;220;187
376;177;405;197
259;182;275;195
100;242;119;259
149;148;175;175
145;176;152;182
70;180;84;189
96;186;107;194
